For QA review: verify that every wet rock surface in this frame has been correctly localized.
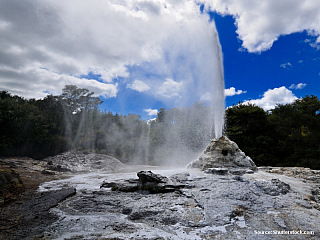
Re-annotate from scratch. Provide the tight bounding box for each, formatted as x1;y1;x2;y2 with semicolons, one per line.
36;168;320;240
1;153;320;239
0;188;76;240
188;136;258;172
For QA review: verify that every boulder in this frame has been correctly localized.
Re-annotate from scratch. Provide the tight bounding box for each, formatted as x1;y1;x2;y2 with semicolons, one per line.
101;171;186;194
137;171;168;185
188;136;257;172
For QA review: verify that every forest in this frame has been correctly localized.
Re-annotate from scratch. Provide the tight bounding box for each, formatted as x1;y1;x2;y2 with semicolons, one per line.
1;85;319;169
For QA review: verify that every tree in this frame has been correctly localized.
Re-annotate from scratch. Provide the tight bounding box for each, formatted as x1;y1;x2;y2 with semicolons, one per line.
225;103;273;166
268;96;320;168
60;85;103;114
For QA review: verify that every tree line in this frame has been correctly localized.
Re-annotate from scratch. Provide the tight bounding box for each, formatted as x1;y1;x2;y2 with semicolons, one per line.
225;95;320;169
1;85;320;169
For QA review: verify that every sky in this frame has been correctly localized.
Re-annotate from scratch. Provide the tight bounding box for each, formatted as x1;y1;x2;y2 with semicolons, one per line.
0;0;320;120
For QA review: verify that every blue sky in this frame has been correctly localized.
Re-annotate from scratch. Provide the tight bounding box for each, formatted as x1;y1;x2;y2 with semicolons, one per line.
213;13;320;109
1;0;320;120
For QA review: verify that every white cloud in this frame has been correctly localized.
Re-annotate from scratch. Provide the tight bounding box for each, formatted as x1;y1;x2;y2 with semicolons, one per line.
0;0;224;109
204;0;320;52
245;86;298;110
224;87;247;97
0;65;118;99
144;108;158;116
280;62;292;69
289;83;307;89
157;78;183;98
127;80;150;92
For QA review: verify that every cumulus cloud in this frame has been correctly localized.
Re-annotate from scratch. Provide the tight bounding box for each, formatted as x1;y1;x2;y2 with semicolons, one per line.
144;108;158;116
0;65;118;99
289;83;307;89
157;78;183;98
224;87;247;97
204;0;320;52
0;0;224;109
127;80;150;92
245;86;298;110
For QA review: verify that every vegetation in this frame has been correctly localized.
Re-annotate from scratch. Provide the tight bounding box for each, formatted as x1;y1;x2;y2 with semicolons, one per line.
225;96;320;169
1;85;320;169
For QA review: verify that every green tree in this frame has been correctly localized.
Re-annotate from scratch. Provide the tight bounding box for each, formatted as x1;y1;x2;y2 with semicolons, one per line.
225;103;273;166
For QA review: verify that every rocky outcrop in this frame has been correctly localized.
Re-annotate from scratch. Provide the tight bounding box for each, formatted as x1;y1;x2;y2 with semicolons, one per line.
188;135;257;172
44;150;126;173
101;170;188;193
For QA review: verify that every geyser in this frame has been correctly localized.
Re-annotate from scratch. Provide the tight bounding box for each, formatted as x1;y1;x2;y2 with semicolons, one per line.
149;22;226;166
210;28;225;139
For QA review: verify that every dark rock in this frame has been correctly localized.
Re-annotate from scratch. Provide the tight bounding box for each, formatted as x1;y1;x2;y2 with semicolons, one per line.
128;178;139;184
100;181;117;188
105;171;186;194
0;188;76;240
204;168;228;175
111;223;136;233
137;171;168;184
122;208;132;215
233;176;245;182
47;165;71;172
41;170;56;175
161;217;179;225
129;210;161;220
112;183;139;192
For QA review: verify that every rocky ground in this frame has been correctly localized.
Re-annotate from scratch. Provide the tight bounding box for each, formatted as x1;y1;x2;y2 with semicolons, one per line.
0;157;76;239
0;152;129;240
1;151;320;239
34;167;319;240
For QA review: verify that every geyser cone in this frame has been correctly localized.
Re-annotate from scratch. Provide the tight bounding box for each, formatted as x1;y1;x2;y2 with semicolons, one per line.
187;135;257;171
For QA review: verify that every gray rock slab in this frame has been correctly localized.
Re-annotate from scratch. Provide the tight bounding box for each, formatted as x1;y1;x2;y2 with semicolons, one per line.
37;168;320;239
